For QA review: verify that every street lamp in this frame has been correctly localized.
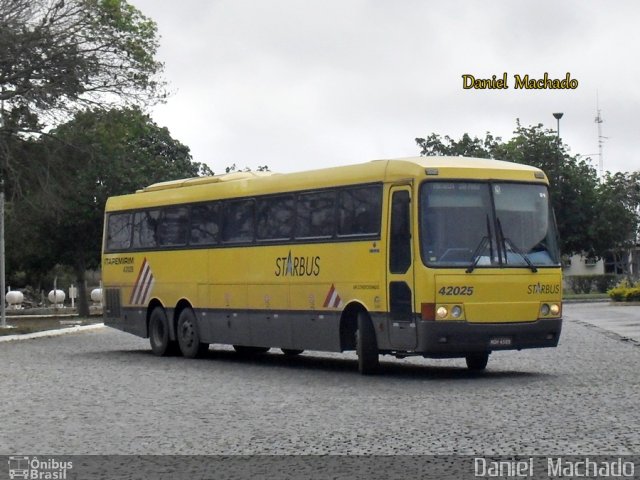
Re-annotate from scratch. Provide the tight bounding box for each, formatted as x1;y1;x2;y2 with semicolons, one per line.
553;112;563;140
551;113;564;192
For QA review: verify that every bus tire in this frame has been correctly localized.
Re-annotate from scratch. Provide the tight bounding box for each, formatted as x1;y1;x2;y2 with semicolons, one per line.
149;307;177;356
356;311;379;375
281;348;304;356
466;352;489;371
177;308;209;358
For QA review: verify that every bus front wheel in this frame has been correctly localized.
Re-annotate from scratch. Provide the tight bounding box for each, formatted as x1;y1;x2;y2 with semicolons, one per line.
149;307;177;356
356;312;379;375
177;308;209;358
465;352;489;371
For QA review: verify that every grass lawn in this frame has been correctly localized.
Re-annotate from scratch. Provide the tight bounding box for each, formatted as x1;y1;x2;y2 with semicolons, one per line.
563;292;609;302
0;316;102;336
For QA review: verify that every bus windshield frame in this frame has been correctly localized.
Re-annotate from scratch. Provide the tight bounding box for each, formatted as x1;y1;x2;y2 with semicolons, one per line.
419;180;561;269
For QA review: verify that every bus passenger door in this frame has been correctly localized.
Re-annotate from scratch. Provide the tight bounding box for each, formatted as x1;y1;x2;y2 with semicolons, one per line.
387;186;417;350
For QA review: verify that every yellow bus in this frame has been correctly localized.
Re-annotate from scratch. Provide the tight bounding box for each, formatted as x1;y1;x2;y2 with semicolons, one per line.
102;156;562;374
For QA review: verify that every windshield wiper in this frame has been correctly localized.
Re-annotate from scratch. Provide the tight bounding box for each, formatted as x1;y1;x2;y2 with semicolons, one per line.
496;218;538;273
466;215;494;273
466;236;488;273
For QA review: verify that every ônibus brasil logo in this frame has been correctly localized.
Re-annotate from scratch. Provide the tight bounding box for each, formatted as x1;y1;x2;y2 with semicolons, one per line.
8;456;73;480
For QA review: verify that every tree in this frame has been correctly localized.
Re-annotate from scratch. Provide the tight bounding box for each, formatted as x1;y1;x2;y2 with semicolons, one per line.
592;172;640;276
416;132;499;158
415;121;601;257
0;0;164;182
7;107;211;315
494;122;601;257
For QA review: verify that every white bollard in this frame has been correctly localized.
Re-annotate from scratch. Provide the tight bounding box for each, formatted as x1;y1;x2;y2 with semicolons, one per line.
48;289;66;308
90;288;103;305
6;290;24;310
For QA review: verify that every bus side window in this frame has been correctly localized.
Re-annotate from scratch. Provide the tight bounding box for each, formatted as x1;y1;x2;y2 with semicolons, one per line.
256;195;294;241
106;212;132;251
338;185;382;236
132;210;161;249
190;203;220;245
296;191;335;239
221;199;255;243
158;207;189;247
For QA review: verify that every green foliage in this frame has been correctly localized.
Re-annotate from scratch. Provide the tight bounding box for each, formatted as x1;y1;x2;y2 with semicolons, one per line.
0;0;165;180
567;275;619;294
567;276;594;294
592;172;640;255
225;164;270;173
415;132;499;158
594;274;620;294
416;120;639;262
6;107;209;314
608;280;640;302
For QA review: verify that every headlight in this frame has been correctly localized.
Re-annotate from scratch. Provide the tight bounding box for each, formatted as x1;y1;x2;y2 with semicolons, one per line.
540;303;561;317
540;304;550;316
436;306;448;319
451;305;463;318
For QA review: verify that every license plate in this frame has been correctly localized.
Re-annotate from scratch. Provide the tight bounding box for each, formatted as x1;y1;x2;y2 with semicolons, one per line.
489;336;513;347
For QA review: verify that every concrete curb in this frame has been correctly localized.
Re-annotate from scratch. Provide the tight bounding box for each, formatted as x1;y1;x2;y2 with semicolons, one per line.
0;323;105;342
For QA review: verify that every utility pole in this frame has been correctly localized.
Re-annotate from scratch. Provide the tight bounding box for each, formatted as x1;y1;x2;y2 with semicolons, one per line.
1;179;5;328
1;87;6;327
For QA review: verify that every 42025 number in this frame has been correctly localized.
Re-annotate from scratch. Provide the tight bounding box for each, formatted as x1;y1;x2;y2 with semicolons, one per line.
438;286;474;296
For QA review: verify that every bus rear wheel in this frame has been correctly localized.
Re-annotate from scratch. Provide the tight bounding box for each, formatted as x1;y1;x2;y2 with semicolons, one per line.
465;352;489;371
149;307;178;356
356;311;379;375
177;308;209;358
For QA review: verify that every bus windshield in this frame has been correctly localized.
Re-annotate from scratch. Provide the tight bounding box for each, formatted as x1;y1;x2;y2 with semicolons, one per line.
420;181;560;268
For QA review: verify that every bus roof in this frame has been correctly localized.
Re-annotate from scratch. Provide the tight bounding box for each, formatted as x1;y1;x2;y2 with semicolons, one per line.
105;156;548;211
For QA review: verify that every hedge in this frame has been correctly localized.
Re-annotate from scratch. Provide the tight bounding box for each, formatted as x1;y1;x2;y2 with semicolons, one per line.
566;274;619;294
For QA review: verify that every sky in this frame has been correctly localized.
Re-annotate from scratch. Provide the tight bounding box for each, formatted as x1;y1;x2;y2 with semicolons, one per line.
129;0;640;175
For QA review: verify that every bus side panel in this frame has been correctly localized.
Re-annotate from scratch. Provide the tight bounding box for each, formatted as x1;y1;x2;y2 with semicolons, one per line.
196;308;342;351
194;241;382;352
103;252;149;338
103;250;208;338
247;284;292;347
201;284;251;345
290;309;342;351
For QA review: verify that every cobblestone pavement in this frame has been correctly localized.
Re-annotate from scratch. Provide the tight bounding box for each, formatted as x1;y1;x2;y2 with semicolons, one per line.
1;304;638;456
564;302;640;344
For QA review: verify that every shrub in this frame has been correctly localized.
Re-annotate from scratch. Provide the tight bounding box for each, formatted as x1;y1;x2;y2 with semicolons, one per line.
626;287;640;302
568;276;594;294
594;274;619;293
608;286;627;302
607;279;640;302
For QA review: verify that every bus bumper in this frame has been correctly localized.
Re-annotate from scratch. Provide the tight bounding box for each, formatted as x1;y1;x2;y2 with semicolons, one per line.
416;318;562;357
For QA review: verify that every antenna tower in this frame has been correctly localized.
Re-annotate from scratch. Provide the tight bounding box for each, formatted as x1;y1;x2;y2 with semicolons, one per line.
595;92;605;177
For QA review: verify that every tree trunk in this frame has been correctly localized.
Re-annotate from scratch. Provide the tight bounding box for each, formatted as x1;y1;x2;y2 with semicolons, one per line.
73;260;90;317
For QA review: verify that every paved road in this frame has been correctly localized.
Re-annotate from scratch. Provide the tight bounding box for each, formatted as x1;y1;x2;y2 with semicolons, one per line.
565;301;640;344
1;303;638;456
